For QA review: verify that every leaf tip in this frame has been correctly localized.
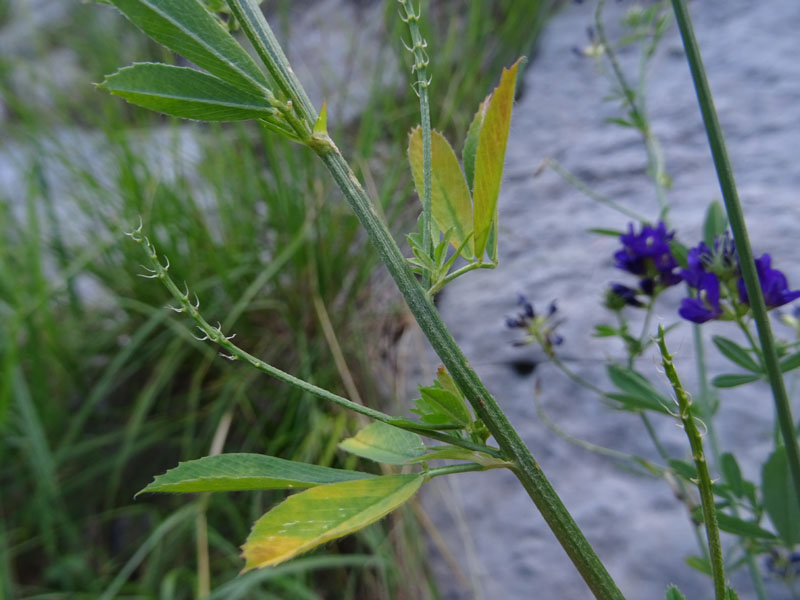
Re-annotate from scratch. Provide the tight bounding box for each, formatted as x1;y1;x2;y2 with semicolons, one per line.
313;101;328;135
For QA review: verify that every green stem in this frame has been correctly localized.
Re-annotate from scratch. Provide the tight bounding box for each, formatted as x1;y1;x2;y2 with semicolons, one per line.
544;159;648;223
658;327;726;600
226;0;317;126
671;0;800;506
128;228;500;460
398;0;434;289
549;354;606;397
222;10;626;598
431;261;495;295
595;0;668;219
315;148;624;600
693;326;769;600
426;463;502;479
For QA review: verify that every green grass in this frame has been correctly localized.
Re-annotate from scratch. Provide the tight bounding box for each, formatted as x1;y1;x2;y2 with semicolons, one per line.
0;1;550;598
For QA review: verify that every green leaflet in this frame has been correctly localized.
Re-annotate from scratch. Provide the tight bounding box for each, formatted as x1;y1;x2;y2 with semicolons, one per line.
665;586;687;600
338;422;426;465
472;58;521;259
242;474;423;570
762;446;800;546
413;387;471;426
100;63;276;121
703;200;728;248
606;364;672;414
408;127;474;259
711;373;761;388
137;453;374;495
411;367;473;427
462;96;489;194
712;335;762;373
107;0;270;95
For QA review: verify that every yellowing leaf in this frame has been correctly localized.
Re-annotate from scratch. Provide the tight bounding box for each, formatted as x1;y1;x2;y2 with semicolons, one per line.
408;127;474;259
338;422;426;465
472;58;522;259
242;474;423;570
462;97;489;194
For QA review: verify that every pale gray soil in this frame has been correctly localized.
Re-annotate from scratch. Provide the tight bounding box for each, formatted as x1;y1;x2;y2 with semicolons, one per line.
412;1;800;599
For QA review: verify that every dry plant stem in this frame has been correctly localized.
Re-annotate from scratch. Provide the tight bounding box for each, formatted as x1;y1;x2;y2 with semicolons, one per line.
316;148;624;600
658;327;726;600
671;0;800;505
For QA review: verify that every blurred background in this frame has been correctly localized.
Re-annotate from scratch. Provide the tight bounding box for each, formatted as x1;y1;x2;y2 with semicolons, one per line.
0;0;550;598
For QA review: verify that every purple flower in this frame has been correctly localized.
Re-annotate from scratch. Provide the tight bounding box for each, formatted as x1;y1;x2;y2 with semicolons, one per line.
608;283;644;308
737;254;800;309
681;242;711;288
506;295;564;352
679;272;723;323
614;222;680;294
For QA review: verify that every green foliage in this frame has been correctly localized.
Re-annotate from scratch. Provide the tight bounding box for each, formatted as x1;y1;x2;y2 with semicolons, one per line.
242;475;424;570
100;63;277;121
606;364;672;414
762;446;800;546
703;200;729;249
665;585;687;600
712;335;762;373
471;58;521;260
711;374;762;388
406;57;521;291
720;453;745;499
1;0;549;596
139;453;375;494
338;423;426;465
779;350;800;373
106;0;270;95
408;127;474;258
412;367;473;427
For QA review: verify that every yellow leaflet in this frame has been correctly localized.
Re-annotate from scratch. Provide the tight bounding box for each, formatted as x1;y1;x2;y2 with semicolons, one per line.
242;474;424;571
408;127;474;259
472;58;522;259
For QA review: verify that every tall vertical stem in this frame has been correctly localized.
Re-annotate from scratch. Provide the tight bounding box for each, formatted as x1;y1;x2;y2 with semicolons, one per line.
670;0;800;505
398;0;434;288
317;147;624;600
658;328;726;600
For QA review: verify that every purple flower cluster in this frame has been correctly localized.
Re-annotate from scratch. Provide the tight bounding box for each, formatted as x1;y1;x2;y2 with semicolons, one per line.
608;223;800;324
608;221;681;308
739;254;800;309
506;295;563;352
678;234;800;323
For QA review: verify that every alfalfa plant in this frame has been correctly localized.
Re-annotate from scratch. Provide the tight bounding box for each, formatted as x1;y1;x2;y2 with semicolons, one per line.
94;0;799;598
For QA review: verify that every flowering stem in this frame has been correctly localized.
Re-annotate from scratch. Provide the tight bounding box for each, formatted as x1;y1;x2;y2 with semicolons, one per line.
658;327;727;600
595;0;668;220
692;326;769;600
128;228;503;460
671;0;800;506
398;0;434;289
